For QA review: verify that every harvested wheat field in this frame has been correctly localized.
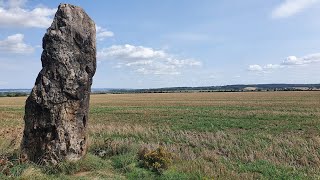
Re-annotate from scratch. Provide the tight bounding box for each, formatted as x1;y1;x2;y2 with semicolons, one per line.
0;91;319;179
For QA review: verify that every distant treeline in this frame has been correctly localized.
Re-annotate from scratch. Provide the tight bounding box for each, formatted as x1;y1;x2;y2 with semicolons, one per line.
0;92;28;97
94;84;320;94
2;84;320;96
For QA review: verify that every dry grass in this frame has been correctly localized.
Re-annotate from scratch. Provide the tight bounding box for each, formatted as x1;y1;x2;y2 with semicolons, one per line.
0;92;320;179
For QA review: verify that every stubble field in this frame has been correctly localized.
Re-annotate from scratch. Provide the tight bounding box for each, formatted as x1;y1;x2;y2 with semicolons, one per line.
0;91;319;179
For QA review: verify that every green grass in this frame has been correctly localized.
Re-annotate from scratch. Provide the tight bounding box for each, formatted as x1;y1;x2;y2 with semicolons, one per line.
0;92;320;179
90;105;318;133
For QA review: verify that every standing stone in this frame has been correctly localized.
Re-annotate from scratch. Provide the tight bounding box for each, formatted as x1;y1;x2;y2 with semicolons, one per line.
21;4;96;164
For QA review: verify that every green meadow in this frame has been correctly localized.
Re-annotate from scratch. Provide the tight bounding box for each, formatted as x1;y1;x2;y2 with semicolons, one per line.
0;91;319;179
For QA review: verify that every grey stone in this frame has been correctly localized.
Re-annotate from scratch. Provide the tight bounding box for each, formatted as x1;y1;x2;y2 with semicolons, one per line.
21;3;96;164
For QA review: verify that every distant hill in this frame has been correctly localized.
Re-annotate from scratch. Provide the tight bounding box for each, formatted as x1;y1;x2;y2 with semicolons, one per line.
1;84;319;96
94;84;320;94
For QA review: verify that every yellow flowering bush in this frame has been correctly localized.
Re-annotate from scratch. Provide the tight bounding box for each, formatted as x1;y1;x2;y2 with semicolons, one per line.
138;146;173;174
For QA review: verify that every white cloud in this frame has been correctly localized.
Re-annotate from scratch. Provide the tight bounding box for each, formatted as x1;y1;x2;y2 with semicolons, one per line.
100;44;166;59
271;0;319;18
0;34;34;54
248;52;320;72
264;64;282;69
282;53;320;65
96;25;114;41
0;0;56;28
248;64;263;71
98;44;202;75
282;55;301;65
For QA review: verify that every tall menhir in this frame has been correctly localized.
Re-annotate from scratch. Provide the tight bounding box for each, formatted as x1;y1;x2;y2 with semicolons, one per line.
21;4;96;164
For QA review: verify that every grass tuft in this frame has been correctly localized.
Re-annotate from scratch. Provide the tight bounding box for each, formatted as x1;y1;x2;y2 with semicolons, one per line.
42;153;109;175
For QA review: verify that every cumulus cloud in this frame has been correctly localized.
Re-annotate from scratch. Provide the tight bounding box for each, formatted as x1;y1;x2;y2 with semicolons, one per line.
248;64;263;72
271;0;319;18
96;25;114;41
282;54;320;65
0;34;34;54
0;0;56;28
248;64;282;72
248;53;320;72
98;44;202;75
264;64;282;69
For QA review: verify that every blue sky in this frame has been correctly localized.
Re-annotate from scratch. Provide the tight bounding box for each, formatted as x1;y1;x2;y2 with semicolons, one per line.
0;0;320;88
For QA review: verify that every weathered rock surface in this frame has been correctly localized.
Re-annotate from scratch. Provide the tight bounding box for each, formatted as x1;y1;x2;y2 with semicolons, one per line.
21;4;96;164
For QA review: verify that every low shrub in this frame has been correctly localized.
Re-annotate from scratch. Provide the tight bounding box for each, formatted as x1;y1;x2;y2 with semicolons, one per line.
138;146;174;174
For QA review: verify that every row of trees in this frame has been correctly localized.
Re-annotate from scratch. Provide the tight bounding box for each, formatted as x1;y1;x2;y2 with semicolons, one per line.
0;92;28;97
